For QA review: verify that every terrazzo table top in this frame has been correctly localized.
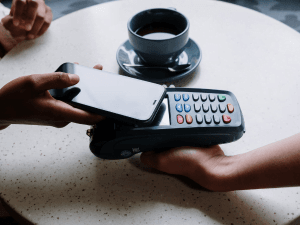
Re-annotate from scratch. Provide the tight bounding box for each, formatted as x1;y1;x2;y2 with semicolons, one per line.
1;0;300;224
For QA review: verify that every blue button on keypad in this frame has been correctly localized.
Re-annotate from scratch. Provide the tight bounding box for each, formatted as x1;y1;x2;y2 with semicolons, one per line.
176;104;183;112
183;94;189;101
184;104;191;112
174;94;181;101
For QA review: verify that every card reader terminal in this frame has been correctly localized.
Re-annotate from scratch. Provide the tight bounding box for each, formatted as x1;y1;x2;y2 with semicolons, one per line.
88;88;245;159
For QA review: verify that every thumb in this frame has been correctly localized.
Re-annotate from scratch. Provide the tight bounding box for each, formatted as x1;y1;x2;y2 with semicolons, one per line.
30;72;80;93
1;16;14;34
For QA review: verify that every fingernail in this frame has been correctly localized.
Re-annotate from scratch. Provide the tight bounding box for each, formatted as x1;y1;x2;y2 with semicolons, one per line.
27;34;35;39
25;24;32;31
68;74;79;83
14;20;19;26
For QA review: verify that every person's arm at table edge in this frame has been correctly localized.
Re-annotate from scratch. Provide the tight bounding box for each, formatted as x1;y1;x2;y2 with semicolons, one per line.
190;133;300;191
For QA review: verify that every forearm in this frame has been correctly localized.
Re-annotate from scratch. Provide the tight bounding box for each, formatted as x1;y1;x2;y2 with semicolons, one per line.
210;133;300;191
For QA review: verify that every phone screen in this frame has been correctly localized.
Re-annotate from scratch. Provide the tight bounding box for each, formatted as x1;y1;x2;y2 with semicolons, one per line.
51;63;166;123
135;98;170;128
151;98;170;126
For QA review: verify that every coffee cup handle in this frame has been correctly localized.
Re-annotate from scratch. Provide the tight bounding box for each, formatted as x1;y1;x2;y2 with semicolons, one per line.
168;7;177;11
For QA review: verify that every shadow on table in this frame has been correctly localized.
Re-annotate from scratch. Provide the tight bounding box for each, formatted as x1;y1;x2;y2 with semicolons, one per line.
286;216;300;225
125;154;283;225
0;216;20;225
1;124;282;225
0;199;33;225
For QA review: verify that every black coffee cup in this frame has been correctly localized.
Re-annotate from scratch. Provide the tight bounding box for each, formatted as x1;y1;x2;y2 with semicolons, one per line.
128;8;189;66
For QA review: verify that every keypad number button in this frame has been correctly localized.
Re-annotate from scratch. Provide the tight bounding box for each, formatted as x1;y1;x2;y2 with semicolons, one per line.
174;94;181;101
201;94;207;102
177;115;184;124
183;94;189;101
176;103;183;112
194;103;201;112
186;114;193;124
202;104;209;113
219;104;226;113
218;95;226;102
192;94;199;101
196;115;203;124
209;94;216;102
204;115;212;124
211;104;217;113
213;115;220;124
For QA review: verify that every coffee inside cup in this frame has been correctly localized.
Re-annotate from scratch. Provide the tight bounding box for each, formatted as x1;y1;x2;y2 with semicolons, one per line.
128;8;190;65
136;22;181;40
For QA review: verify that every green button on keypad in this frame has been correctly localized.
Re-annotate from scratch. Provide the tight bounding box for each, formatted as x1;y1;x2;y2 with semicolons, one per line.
218;95;226;102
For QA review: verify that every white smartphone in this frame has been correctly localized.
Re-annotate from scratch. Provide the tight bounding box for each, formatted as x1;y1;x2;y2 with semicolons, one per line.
49;63;166;124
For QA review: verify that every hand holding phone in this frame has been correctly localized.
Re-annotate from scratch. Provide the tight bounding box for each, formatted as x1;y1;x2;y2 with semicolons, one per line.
0;72;104;130
49;63;166;124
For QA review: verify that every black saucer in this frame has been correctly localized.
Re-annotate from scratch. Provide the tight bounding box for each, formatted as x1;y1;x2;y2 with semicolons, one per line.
116;38;202;83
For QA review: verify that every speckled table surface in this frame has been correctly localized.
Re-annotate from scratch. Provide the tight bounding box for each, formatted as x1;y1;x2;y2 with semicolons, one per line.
0;0;300;224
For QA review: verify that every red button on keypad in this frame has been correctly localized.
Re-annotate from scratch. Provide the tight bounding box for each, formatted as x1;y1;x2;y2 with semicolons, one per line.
177;115;184;124
186;114;193;124
222;115;231;124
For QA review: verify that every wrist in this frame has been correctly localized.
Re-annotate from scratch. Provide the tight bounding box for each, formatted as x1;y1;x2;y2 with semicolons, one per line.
188;154;241;192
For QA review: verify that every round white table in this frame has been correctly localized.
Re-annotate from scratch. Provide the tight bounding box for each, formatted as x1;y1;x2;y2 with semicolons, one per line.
1;0;300;224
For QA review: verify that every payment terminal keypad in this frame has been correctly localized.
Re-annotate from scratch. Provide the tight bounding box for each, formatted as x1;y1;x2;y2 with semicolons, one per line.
169;90;242;127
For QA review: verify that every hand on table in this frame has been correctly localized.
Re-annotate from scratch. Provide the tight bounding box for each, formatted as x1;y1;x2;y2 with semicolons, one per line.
0;64;104;130
6;0;52;39
0;0;52;55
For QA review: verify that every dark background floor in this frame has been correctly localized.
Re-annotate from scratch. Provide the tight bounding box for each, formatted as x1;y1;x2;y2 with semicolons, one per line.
2;0;300;33
0;0;300;224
